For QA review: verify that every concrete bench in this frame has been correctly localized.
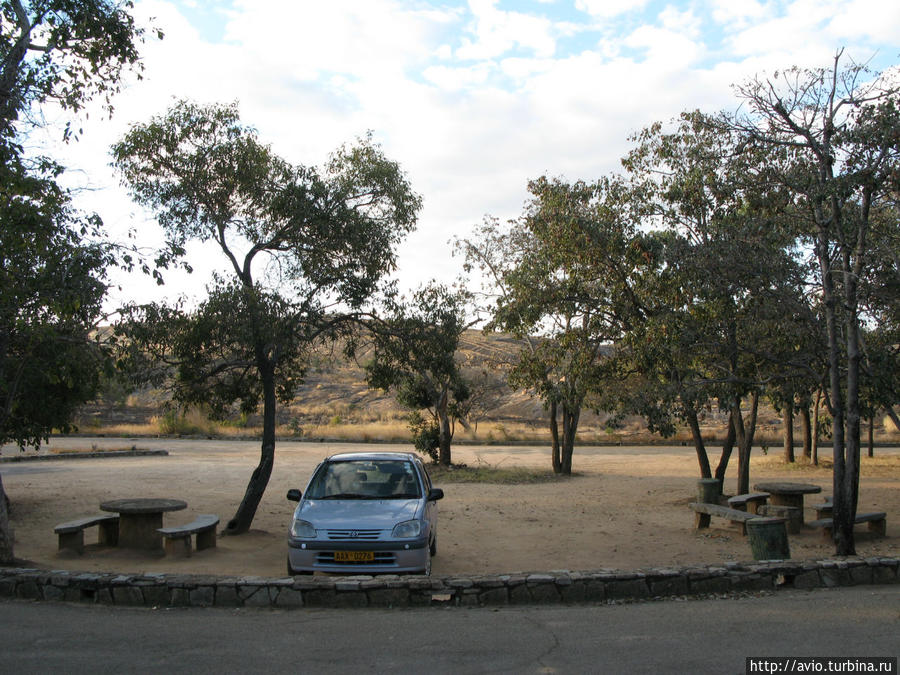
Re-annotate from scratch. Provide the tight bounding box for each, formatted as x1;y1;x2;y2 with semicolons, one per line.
727;492;770;514
689;502;761;535
54;514;119;554
758;504;802;534
809;512;886;541
811;497;833;520
158;514;219;557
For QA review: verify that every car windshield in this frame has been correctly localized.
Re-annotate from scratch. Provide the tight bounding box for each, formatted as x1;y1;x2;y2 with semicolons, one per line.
305;459;422;500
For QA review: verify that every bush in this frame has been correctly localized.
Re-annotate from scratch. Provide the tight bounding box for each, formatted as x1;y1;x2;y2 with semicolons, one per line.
408;411;440;462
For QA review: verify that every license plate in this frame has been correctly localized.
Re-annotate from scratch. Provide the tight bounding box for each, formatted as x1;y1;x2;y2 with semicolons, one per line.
334;551;374;562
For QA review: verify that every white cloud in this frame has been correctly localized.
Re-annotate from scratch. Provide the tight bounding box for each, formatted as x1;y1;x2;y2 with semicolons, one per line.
709;0;769;30
455;0;558;60
575;0;650;19
34;0;898;308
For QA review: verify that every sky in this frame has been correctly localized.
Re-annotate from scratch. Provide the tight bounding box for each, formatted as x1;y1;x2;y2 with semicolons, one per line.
45;0;900;312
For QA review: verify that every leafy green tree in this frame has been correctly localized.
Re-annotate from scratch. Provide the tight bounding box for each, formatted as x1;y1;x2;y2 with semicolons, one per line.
725;52;900;555
461;177;643;475
0;0;154;562
112;100;421;533
722;52;900;555
364;282;473;466
617;110;818;494
0;157;113;561
1;0;157;139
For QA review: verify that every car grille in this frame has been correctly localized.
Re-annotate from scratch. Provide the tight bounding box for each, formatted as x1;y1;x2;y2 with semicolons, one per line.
316;552;396;566
325;529;382;540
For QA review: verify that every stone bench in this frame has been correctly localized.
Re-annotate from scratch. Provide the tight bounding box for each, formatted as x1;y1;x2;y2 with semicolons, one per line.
54;514;119;554
758;504;802;533
689;502;761;535
811;497;833;520
158;514;219;557
727;492;770;514
809;512;887;541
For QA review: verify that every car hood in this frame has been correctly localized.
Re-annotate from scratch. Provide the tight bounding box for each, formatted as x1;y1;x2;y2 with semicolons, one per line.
298;499;421;530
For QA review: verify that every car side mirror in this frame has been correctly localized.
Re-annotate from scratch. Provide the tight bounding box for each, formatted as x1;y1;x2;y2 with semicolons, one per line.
286;489;302;502
428;488;444;502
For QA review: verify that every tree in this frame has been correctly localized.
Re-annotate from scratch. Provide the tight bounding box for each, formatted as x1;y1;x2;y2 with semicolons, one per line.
619;110;818;495
461;177;640;475
0;156;113;561
364;282;473;466
1;0;156;139
725;52;900;554
112;100;420;534
0;0;153;563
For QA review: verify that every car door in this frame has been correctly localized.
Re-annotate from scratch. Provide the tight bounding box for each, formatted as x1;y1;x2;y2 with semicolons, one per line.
418;459;438;539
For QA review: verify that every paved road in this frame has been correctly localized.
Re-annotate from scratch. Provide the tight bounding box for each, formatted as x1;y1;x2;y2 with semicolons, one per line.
3;586;898;674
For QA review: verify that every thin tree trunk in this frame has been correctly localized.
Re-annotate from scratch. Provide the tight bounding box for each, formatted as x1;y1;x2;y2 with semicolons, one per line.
225;364;277;535
437;388;452;466
812;390;822;466
714;410;735;485
800;403;812;459
549;399;561;474
782;400;795;463
560;403;580;476
867;416;874;458
731;392;759;496
818;223;853;556
686;407;712;479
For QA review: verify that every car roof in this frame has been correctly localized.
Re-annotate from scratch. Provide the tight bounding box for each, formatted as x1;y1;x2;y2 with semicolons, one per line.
324;451;421;463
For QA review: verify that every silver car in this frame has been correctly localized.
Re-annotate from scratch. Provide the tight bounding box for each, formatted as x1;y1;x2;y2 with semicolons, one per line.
286;451;444;575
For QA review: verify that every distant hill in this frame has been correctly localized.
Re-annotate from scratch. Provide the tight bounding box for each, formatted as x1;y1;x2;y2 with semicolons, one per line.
78;329;823;445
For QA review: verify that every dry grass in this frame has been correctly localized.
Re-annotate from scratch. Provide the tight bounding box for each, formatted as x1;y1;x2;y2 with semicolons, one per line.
753;452;900;478
427;460;563;484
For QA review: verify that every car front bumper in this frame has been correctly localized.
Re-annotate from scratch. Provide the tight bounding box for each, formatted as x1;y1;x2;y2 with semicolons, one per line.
287;537;429;574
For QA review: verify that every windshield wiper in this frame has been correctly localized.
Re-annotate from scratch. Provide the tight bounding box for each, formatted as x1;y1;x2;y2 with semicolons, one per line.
387;493;421;499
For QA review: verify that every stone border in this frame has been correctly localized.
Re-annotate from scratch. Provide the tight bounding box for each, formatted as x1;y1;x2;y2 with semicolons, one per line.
1;557;897;609
0;450;168;463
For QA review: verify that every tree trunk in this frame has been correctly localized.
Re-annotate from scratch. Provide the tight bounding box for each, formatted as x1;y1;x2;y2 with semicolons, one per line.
560;403;580;476
818;224;854;556
800;403;812;459
436;387;452;466
714;411;735;485
867;416;874;458
685;407;712;479
731;392;759;496
0;473;13;563
782;400;795;463
812;390;822;466
549;399;561;474
225;364;277;535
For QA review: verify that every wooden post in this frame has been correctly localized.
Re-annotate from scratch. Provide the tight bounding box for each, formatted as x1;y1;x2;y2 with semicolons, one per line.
746;517;790;560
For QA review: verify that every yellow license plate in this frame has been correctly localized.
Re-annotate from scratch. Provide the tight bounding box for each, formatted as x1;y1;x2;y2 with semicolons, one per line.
334;551;374;562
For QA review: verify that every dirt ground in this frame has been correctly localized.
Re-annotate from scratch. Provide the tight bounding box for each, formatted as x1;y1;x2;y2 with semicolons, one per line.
2;438;898;578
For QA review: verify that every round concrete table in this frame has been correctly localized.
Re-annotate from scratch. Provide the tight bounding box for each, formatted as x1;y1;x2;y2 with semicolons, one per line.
753;482;821;524
100;498;187;550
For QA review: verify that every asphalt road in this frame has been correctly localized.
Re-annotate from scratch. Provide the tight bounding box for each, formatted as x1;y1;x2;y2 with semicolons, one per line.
2;586;898;674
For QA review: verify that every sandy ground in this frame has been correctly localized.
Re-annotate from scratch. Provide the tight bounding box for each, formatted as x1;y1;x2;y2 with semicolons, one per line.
2;438;898;578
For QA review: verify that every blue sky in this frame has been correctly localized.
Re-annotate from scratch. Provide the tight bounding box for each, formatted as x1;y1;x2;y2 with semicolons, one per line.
52;0;900;310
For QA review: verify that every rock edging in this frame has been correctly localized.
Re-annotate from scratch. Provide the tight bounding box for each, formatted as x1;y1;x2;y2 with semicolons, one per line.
0;450;168;463
1;557;897;609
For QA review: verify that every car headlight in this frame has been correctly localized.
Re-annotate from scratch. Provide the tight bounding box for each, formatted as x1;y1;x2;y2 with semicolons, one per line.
391;519;423;538
291;519;316;538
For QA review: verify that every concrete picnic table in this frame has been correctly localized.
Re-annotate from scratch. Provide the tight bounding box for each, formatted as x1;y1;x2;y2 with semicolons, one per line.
753;482;821;524
100;498;187;550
